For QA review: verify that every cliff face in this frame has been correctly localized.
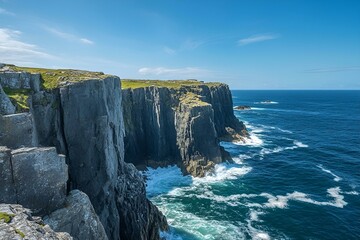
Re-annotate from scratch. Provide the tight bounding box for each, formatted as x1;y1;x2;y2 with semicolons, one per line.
0;67;167;240
122;83;247;177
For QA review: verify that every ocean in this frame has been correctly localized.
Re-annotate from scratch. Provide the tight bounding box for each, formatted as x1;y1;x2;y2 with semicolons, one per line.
144;90;360;240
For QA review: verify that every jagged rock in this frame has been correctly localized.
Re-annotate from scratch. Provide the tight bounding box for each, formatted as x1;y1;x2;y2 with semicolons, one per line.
0;72;41;92
0;147;68;215
59;77;123;239
0;84;16;115
116;163;168;240
122;83;247;176
44;190;108;240
30;90;67;153
176;99;222;177
0;146;17;203
0;113;37;148
0;204;72;240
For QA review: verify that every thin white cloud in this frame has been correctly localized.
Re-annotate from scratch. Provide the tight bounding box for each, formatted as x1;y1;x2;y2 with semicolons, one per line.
0;7;15;16
163;46;176;55
45;27;94;45
182;39;204;50
238;34;279;46
80;38;94;45
138;67;211;78
0;28;53;64
304;66;360;73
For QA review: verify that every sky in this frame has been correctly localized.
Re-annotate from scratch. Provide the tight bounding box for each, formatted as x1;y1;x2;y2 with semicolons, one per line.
0;0;359;89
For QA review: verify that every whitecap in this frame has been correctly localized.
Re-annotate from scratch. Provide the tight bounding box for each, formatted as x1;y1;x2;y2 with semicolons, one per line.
143;165;192;197
317;164;342;182
293;140;308;148
193;163;252;184
254;101;279;104
234;134;264;147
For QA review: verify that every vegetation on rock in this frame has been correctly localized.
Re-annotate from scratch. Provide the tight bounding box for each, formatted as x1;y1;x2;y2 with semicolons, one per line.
0;212;14;223
121;79;222;89
2;87;31;111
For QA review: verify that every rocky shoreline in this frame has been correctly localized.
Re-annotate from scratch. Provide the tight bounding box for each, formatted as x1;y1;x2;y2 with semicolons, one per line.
0;65;247;239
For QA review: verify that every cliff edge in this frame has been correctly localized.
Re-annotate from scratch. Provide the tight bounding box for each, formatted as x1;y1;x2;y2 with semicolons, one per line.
122;80;248;177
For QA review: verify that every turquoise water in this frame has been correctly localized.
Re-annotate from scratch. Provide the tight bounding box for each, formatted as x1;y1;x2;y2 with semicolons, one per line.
144;90;360;240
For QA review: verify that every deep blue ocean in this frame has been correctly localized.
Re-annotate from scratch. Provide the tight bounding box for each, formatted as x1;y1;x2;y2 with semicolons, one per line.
144;90;360;240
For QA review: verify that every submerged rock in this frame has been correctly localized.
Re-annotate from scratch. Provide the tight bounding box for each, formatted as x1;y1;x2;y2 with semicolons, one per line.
234;105;251;110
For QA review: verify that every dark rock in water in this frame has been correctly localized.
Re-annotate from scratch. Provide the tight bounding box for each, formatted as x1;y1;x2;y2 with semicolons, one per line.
44;190;108;240
0;147;68;215
0;204;72;240
234;105;251;110
116;163;168;240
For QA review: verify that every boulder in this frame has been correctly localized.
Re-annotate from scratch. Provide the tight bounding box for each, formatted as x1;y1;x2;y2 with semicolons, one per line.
44;190;108;240
0;147;68;215
0;72;41;92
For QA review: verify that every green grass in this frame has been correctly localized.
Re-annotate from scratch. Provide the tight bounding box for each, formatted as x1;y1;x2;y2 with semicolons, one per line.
2;87;31;111
0;212;14;223
7;65;111;89
179;92;210;107
15;229;25;238
121;79;222;89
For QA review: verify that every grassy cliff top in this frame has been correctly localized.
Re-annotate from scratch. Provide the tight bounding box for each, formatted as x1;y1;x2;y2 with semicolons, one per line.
4;65;111;89
121;79;223;89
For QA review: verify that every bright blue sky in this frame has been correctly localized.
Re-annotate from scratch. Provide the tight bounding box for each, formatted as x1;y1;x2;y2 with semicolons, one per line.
1;0;359;89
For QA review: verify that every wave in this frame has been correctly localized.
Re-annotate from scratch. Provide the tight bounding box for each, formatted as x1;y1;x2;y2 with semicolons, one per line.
259;140;308;156
143;165;192;197
317;164;342;182
193;163;252;184
255;101;279;104
234;134;264;147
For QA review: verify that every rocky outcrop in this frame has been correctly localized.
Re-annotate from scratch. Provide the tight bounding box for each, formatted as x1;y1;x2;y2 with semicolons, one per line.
44;190;108;240
116;163;168;239
122;83;247;177
0;84;15;115
0;147;68;215
0;204;72;240
0;71;41;92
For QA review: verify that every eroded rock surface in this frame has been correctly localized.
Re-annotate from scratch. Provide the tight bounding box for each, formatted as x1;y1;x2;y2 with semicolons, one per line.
0;204;72;240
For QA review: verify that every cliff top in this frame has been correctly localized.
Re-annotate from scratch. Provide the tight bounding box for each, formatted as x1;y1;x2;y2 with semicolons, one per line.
1;64;112;89
121;79;223;89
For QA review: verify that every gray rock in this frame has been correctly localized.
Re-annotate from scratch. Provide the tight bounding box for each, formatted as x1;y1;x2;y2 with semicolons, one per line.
0;146;17;203
122;83;247;176
0;72;41;92
175;100;222;177
0;113;37;148
44;190;108;240
0;204;72;240
0;147;68;215
59;77;123;239
0;84;16;115
116;163;168;240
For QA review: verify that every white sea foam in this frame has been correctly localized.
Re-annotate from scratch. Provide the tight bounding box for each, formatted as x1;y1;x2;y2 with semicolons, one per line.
317;164;342;182
143;165;192;197
234;134;264;147
344;191;359;195
193;163;252;184
261;187;347;209
255;101;279;104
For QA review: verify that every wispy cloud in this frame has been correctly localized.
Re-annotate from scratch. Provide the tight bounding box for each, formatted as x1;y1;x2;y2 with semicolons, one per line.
45;27;94;45
163;46;176;55
138;67;211;78
304;66;360;73
163;38;205;55
238;34;279;46
0;28;54;64
0;7;15;16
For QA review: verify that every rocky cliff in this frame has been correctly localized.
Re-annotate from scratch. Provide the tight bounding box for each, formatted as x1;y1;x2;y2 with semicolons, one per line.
122;80;247;177
0;65;167;240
